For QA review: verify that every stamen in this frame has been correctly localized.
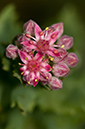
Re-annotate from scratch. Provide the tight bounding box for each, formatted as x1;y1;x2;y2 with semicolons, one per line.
26;57;28;60
51;34;56;39
18;63;21;65
50;68;52;71
35;79;37;82
39;31;43;36
61;45;64;48
29;41;33;44
21;72;23;75
49;56;53;61
46;77;48;79
25;34;31;38
45;27;49;30
54;50;58;54
28;81;30;84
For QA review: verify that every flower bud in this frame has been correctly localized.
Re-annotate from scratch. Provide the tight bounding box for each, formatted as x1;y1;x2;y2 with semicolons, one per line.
24;20;36;36
18;34;28;42
48;76;62;90
6;44;18;59
52;63;70;77
65;53;79;67
57;35;73;50
53;48;68;63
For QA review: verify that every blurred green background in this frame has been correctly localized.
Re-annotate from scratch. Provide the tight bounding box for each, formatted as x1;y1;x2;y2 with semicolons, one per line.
0;0;85;129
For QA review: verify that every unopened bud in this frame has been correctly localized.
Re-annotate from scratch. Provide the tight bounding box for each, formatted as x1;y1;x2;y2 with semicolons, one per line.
24;20;35;36
6;44;18;59
65;53;79;67
48;76;62;90
52;63;70;77
53;48;68;63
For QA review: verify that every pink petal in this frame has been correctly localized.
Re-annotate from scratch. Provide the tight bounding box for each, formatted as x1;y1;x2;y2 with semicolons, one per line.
41;62;51;72
33;72;40;87
46;48;60;57
18;49;31;64
52;22;63;38
21;41;36;49
48;76;62;90
34;52;44;62
35;23;42;40
47;31;60;45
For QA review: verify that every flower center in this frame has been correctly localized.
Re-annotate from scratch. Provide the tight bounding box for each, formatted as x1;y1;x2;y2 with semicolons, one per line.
37;39;49;51
27;60;40;72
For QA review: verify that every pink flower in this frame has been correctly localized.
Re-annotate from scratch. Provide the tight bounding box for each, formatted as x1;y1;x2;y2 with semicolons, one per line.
18;50;51;87
20;20;63;57
6;44;18;59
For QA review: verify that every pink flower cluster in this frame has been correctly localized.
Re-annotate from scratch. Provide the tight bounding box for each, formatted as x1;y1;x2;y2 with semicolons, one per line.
6;20;79;90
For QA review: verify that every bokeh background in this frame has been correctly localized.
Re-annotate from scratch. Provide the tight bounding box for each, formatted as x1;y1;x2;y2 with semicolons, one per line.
0;0;85;129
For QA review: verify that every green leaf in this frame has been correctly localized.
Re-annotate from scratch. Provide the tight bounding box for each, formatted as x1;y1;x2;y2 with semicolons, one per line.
11;86;38;112
2;57;11;71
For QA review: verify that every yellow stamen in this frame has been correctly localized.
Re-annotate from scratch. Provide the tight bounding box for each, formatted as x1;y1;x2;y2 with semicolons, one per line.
45;27;49;30
50;57;54;61
18;63;21;65
50;68;52;71
28;81;30;84
35;79;37;82
21;72;23;75
46;77;48;79
26;57;28;60
61;45;64;48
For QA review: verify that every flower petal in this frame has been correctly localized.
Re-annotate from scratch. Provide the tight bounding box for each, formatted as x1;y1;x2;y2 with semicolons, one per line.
35;23;42;40
34;52;44;62
18;49;31;63
21;41;36;49
33;72;40;87
46;48;60;57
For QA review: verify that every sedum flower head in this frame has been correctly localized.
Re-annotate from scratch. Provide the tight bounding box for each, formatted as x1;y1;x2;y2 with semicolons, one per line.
5;19;79;90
